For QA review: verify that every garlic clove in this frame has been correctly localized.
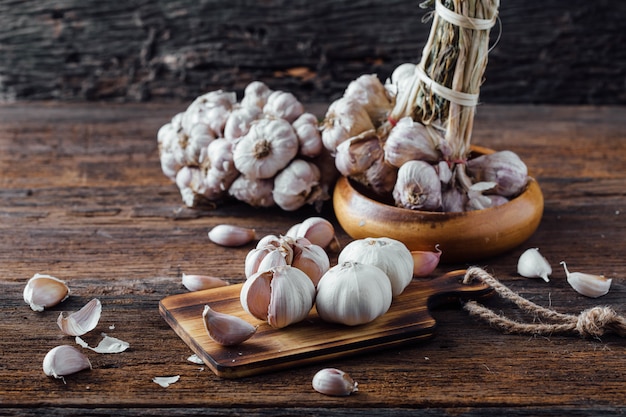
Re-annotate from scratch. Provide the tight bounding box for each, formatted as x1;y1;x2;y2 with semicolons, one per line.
411;246;442;277
202;305;257;346
23;273;70;312
393;160;442;211
517;248;552;282
43;345;92;379
240;265;316;329
312;368;359;396
57;298;102;336
255;248;289;276
561;261;612;298
316;261;393;326
182;273;229;292
208;224;256;247
291;242;330;287
289;217;336;249
338;237;414;297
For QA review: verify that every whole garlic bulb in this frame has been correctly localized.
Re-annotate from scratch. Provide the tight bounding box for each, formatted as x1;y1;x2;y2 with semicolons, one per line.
315;261;392;326
393;160;442;211
240;265;316;328
233;118;299;180
240;81;273;110
343;74;392;126
321;97;375;152
466;150;529;197
263;90;304;123
272;159;325;211
384;117;440;167
182;90;236;137
228;175;275;208
334;130;382;177
338;237;414;297
292;113;323;158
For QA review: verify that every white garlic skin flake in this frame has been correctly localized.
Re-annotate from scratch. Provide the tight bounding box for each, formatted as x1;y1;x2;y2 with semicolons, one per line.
23;273;70;312
43;345;92;379
312;368;359;396
517;248;552;282
561;261;612;298
57;298;102;336
315;261;393;326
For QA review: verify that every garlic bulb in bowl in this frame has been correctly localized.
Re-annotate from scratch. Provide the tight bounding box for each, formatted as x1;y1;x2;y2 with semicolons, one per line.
315;261;392;326
338;237;414;297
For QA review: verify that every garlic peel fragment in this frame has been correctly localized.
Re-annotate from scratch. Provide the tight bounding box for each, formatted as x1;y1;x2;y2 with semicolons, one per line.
57;298;102;336
152;375;180;388
517;248;552;282
561;261;612;298
75;333;129;354
43;345;92;379
202;305;257;346
23;273;70;312
312;368;358;396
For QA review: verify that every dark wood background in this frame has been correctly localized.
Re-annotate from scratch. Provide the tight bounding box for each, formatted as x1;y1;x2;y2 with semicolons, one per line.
1;0;625;105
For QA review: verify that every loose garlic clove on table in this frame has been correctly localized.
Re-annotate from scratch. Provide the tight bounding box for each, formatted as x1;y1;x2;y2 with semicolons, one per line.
208;224;256;247
312;368;359;396
517;248;552;282
43;345;92;379
23;273;70;311
202;305;257;346
561;261;612;298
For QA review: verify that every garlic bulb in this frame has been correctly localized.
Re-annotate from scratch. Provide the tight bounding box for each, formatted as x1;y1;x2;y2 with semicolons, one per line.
43;345;92;379
343;74;392;126
384;117;440;167
263;90;304;123
321;97;375;152
57;298;102;336
182;274;229;292
240;81;273;110
338;237;413;296
223;105;261;142
393;160;442;211
466;181;509;211
561;261;612;298
466;150;529;197
182;90;236;137
517;248;552;282
202;305;257;346
240;265;316;328
228;175;275;208
292;113;323;158
316;261;393;326
208;224;256;247
334;130;382;177
312;368;358;396
233;118;299;180
23;273;70;312
272;159;326;211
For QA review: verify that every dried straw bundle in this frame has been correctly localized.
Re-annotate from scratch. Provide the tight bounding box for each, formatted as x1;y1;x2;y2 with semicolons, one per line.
390;0;500;162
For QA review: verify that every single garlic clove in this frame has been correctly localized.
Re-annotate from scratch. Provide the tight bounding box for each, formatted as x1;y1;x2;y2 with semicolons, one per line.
288;217;336;249
23;273;70;312
43;345;92;379
291;242;331;287
208;224;256;247
561;261;612;298
255;248;289;276
202;305;257;346
182;273;229;292
517;248;552;282
57;298;102;336
411;246;442;277
312;368;359;396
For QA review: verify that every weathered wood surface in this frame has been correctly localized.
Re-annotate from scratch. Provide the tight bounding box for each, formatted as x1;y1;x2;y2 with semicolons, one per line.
0;102;625;416
1;0;625;105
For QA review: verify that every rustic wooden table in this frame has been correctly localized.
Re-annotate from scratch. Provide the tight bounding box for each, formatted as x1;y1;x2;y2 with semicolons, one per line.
0;102;624;416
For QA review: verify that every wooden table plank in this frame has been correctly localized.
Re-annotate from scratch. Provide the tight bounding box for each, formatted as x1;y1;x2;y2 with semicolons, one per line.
0;102;624;414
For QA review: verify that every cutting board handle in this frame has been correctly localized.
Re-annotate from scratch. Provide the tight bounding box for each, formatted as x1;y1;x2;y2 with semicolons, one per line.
424;269;494;309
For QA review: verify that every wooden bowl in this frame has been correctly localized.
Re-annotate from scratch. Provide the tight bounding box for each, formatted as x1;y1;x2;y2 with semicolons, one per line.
332;147;544;263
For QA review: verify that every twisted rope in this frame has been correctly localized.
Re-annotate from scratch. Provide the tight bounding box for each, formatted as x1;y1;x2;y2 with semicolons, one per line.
463;267;626;338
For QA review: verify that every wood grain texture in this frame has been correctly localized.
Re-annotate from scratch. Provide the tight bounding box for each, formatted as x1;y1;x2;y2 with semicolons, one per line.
0;102;624;415
0;1;625;104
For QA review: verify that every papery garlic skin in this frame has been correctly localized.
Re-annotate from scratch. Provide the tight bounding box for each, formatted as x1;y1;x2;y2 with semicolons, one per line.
312;368;358;396
43;345;92;379
240;265;315;328
208;224;256;247
233;118;299;180
202;305;257;346
316;261;393;326
23;273;70;312
393;160;442;211
182;274;229;292
561;261;612;298
517;248;552;282
57;298;102;336
338;237;414;296
466;181;509;211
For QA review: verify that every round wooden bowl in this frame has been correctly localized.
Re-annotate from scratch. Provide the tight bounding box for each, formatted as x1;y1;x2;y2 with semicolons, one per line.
332;147;544;263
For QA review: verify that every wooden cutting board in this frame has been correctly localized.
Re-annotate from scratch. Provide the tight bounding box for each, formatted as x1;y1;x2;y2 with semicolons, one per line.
159;270;492;379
